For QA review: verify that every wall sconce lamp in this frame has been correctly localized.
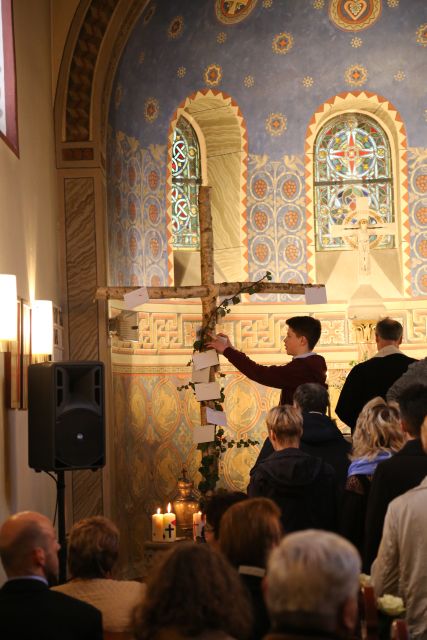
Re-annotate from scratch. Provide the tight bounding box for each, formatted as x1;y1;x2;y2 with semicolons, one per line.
0;274;17;342
32;300;53;356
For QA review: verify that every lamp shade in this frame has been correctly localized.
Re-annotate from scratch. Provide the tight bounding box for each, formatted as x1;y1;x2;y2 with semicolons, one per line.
0;274;17;340
32;300;53;355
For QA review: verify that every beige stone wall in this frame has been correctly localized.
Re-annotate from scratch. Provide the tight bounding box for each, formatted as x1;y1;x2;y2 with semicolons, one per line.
0;0;60;583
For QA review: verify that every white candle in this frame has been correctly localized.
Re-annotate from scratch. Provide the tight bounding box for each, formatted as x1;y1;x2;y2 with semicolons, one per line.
152;508;163;542
163;503;176;542
193;511;205;540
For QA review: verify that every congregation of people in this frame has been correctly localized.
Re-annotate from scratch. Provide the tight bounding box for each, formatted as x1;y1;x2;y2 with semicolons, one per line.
1;316;427;640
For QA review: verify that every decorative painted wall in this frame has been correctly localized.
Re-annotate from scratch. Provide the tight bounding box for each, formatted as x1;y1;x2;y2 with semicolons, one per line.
108;0;427;293
105;0;427;576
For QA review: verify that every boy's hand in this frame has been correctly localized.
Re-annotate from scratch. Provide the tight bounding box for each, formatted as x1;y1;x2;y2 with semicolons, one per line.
206;333;233;354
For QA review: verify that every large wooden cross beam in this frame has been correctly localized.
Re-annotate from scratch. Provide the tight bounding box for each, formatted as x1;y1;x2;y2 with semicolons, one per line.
96;186;325;488
96;187;324;334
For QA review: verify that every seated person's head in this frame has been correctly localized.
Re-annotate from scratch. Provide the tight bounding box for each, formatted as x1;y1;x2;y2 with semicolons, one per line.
0;511;60;585
267;405;303;450
219;497;282;570
133;542;252;640
294;383;329;414
397;383;427;438
203;490;247;547
68;516;119;579
352;397;404;460
286;316;322;353
265;530;360;636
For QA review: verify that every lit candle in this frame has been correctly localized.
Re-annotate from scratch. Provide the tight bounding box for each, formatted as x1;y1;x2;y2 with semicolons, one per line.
152;508;163;542
193;511;205;540
163;503;176;542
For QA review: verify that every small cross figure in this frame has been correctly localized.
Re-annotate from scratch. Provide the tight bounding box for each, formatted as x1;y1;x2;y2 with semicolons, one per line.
164;523;175;540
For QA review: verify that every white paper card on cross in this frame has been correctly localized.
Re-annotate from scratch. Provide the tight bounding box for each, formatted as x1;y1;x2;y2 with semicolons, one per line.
195;382;221;401
304;286;328;305
191;365;211;384
193;424;216;444
193;349;219;370
123;286;149;309
206;407;227;426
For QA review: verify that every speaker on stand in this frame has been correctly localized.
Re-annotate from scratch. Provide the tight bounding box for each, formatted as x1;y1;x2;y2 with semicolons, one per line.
28;361;105;582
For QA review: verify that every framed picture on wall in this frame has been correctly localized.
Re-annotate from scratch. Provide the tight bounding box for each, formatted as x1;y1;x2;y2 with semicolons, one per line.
0;0;19;156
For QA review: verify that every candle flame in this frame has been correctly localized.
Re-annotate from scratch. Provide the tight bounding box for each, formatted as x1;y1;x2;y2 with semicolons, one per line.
167;502;171;513
157;508;161;515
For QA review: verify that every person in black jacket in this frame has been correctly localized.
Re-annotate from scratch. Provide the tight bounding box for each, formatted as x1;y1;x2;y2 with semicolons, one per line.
363;383;427;572
252;383;351;489
0;510;103;640
248;405;337;533
335;317;416;432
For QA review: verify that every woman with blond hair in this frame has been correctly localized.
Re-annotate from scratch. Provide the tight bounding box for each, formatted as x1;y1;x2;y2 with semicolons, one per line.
339;397;404;553
52;516;145;636
248;405;337;533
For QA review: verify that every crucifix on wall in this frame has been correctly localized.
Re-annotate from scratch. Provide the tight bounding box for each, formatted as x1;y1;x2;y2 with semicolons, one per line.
331;196;397;282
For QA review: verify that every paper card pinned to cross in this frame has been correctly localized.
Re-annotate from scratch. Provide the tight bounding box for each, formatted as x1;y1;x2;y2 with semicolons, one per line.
304;286;327;305
191;365;211;384
193;424;216;444
123;286;150;310
206;407;227;426
195;382;221;402
192;349;219;370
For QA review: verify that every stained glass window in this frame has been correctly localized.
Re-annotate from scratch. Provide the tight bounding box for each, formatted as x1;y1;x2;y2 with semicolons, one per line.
171;116;201;250
314;114;394;251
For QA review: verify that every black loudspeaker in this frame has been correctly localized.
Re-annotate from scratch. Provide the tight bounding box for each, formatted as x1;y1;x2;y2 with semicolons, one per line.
28;361;105;472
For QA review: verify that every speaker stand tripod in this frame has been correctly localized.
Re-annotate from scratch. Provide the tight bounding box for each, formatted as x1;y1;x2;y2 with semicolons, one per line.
56;470;67;583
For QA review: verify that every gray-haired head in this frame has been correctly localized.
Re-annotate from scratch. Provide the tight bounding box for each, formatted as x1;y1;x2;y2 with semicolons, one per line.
294;383;329;414
265;530;360;631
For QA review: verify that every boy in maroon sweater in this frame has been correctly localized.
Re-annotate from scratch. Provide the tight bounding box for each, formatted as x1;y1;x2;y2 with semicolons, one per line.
207;316;327;405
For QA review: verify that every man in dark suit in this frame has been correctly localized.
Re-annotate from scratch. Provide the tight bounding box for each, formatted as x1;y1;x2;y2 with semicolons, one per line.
335;317;416;432
0;510;103;640
363;384;427;572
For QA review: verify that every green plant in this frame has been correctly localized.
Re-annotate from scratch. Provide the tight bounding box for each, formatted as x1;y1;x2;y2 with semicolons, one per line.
178;272;272;492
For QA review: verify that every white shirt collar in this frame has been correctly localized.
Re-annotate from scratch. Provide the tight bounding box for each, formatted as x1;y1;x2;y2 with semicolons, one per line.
293;351;315;360
373;345;402;358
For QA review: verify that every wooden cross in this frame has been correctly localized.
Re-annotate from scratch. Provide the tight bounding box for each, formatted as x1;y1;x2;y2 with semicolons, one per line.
96;186;325;428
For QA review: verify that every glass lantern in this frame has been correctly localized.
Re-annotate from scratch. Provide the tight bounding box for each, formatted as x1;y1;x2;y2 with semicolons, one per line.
172;468;200;538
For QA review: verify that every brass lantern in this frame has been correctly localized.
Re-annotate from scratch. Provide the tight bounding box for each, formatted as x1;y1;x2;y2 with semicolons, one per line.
172;467;199;538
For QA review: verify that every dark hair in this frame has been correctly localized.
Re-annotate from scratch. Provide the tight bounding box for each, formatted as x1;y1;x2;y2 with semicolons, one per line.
286;316;321;350
133;542;252;640
220;498;282;569
375;317;403;342
294;383;329;413
397;384;427;437
68;516;119;579
204;490;248;540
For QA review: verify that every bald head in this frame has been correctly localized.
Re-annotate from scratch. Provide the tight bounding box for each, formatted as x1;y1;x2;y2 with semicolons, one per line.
0;511;59;583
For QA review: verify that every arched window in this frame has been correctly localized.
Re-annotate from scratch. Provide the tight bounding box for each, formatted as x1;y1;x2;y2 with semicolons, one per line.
171;116;201;250
314;113;394;251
